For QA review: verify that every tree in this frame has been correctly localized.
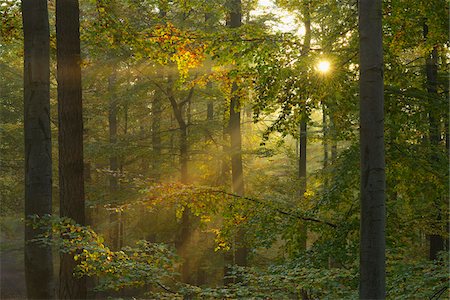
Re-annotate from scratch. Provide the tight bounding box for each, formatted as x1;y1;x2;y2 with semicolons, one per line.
298;0;311;253
423;22;445;260
108;71;122;251
22;0;54;298
56;0;86;298
226;0;248;268
166;74;196;283
358;0;386;298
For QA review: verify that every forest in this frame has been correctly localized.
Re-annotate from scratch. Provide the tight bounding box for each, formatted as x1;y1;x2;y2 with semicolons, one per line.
0;0;449;299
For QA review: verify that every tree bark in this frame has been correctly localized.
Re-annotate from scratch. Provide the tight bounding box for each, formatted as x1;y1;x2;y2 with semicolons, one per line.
298;0;311;257
22;1;54;298
423;25;445;259
229;82;245;198
56;0;87;298
226;0;248;272
358;0;386;298
330;113;337;162
108;72;121;251
166;74;194;284
151;89;162;180
322;103;329;170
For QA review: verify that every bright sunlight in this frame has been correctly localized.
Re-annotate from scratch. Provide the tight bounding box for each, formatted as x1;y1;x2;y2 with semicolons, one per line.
316;60;331;73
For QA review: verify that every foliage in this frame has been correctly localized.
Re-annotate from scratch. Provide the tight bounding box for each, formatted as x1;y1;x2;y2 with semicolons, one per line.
29;215;179;295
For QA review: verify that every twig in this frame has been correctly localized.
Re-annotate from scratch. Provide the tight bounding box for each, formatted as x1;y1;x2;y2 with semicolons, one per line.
156;281;177;294
430;285;447;300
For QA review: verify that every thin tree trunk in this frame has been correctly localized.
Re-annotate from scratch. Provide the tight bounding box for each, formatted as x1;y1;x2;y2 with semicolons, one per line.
84;162;92;225
330;113;337;162
84;162;97;299
167;75;194;284
204;11;214;122
207;96;214;121
423;24;445;259
298;0;311;262
220;104;230;186
322;102;329;170
298;120;307;252
108;73;119;191
358;0;386;298
22;1;54;298
108;73;120;251
152;90;162;180
322;101;330;225
56;0;86;298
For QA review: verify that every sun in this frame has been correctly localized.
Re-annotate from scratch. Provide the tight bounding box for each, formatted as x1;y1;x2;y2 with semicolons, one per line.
317;60;331;73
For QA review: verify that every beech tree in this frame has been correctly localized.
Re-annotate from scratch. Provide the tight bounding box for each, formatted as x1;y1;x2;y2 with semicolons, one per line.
22;0;54;298
56;0;86;298
226;0;248;268
358;0;386;298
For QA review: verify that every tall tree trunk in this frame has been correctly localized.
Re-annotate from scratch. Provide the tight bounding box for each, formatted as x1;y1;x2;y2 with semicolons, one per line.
180;124;189;183
22;1;54;298
108;73;119;191
298;120;307;252
423;23;445;259
297;1;311;262
167;75;194;284
152;90;162;181
205;13;214;122
229;82;244;198
322;101;329;213
150;6;166;181
330;113;337;162
56;0;87;298
108;73;121;251
358;0;386;298
322;103;329;170
226;0;248;272
219;105;230;186
207;93;214;121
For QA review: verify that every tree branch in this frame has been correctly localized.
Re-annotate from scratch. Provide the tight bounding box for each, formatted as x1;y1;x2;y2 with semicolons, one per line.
209;190;337;228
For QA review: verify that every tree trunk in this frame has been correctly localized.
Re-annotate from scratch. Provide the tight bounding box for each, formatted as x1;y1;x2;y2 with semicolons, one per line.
56;0;87;298
322;103;329;170
229;82;245;198
330;113;337;162
322;102;329;214
358;0;386;298
167;75;194;284
297;0;311;257
22;1;54;298
207;99;214;121
151;89;162;181
108;73;121;251
219;105;230;186
226;0;248;272
423;25;445;259
298;120;307;251
108;73;119;191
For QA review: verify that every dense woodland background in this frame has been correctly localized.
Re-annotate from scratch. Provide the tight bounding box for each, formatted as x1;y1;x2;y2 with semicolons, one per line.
0;0;449;299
